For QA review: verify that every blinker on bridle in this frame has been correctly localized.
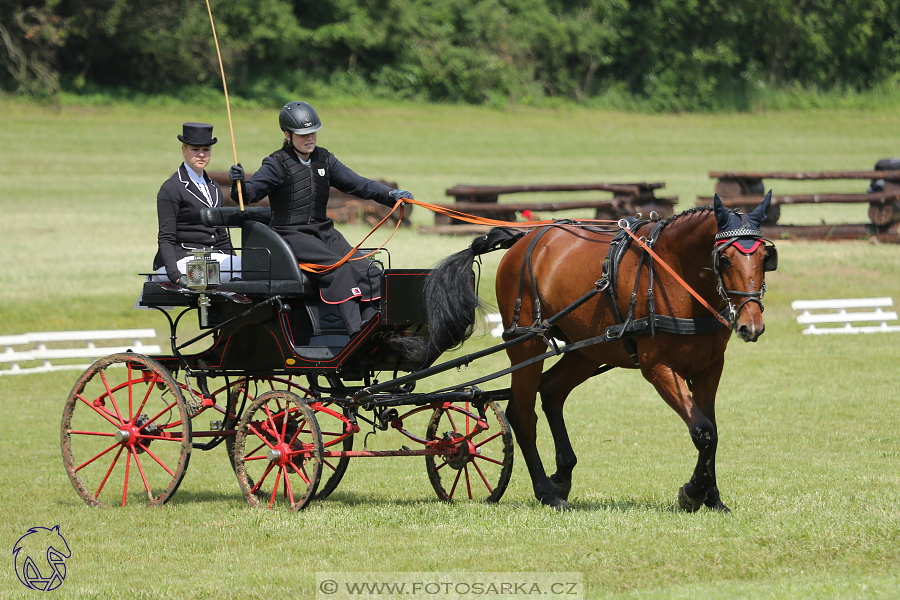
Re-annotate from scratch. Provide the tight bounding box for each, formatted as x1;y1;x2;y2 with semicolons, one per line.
711;212;778;328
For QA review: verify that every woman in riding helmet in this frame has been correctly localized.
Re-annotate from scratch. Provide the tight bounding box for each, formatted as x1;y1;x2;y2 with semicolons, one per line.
229;102;412;336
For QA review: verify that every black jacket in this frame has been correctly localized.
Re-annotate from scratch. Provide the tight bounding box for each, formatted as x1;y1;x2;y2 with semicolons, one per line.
154;164;234;282
231;144;393;303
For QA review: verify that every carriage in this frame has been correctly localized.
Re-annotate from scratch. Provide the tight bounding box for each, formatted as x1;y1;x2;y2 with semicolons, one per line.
61;193;776;512
60;206;514;511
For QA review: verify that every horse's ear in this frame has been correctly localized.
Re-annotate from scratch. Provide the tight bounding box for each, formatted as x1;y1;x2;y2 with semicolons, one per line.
713;194;731;230
747;190;772;228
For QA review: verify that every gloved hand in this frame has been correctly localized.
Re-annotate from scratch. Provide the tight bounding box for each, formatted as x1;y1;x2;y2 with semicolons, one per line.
168;270;185;285
389;189;413;202
229;163;245;183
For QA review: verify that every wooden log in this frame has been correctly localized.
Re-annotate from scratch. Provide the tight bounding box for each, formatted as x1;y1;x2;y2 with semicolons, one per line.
710;170;900;180
761;222;900;243
699;193;900;206
445;182;665;197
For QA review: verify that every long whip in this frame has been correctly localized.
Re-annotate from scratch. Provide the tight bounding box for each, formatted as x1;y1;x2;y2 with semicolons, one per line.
205;0;244;210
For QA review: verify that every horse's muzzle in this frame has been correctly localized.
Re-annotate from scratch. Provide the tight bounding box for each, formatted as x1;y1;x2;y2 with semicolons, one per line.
736;321;765;342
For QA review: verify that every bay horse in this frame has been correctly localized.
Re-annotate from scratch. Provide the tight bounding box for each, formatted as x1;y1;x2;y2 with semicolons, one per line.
420;193;777;510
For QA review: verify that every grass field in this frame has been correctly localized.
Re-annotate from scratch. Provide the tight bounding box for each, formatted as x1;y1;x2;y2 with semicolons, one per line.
1;99;899;599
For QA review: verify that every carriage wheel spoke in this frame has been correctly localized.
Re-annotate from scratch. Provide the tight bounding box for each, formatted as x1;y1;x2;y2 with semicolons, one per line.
95;445;125;498
121;450;132;507
447;468;463;499
472;460;494;493
250;462;275;496
77;394;121;427
472;454;505;467
130;447;154;500
464;465;473;500
474;431;501;449
269;468;282;508
74;440;119;472
139;443;176;476
99;371;125;426
133;376;158;426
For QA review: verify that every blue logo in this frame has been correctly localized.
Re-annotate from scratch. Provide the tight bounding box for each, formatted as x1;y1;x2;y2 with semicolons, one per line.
12;525;71;591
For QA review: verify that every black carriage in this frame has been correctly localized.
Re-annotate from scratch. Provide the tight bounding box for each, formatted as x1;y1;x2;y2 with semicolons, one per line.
61;207;514;511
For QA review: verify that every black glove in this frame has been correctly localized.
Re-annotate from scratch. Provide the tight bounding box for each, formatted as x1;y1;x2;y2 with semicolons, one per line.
168;270;185;285
178;274;188;287
229;163;245;183
389;189;413;202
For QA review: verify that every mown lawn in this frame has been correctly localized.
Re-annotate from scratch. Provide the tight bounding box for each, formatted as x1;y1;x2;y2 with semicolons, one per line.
0;99;898;599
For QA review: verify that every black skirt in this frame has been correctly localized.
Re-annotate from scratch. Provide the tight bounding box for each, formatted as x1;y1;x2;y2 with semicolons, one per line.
272;220;381;304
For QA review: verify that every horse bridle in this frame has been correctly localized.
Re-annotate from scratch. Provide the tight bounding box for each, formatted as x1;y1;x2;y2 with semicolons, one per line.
711;220;778;328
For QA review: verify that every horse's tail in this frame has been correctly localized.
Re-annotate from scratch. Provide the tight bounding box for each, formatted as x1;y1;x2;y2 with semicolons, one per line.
401;227;526;364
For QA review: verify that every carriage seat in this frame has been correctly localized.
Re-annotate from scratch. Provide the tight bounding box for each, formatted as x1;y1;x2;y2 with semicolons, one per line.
200;207;314;297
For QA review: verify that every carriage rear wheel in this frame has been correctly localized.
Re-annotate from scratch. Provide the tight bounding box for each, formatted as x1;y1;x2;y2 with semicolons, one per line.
425;401;514;503
233;390;323;511
221;378;351;501
61;353;192;507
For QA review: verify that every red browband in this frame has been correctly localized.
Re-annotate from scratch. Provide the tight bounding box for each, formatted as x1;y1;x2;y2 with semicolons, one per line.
715;238;763;253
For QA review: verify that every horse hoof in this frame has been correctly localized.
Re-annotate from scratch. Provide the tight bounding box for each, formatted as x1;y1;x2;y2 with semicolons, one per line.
677;484;706;513
549;474;571;501
539;495;573;511
551;498;573;511
703;487;731;513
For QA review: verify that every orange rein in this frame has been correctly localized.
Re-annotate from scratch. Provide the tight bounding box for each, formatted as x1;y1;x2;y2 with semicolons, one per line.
298;198;728;327
295;198;616;274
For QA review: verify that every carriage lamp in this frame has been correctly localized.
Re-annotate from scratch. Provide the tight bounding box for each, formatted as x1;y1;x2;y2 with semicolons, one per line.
186;249;220;328
185;249;220;290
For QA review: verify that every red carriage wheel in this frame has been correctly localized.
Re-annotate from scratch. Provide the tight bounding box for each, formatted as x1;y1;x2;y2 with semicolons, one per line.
233;390;323;511
220;378;351;501
425;401;514;503
308;399;354;501
61;353;192;507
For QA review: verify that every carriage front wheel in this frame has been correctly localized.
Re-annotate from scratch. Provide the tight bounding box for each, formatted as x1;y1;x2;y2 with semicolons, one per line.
425;401;514;503
233;390;323;511
61;353;192;507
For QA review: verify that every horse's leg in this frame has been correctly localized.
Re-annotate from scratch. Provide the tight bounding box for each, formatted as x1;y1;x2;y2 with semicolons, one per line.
505;345;570;509
684;360;730;512
642;361;723;512
538;350;600;501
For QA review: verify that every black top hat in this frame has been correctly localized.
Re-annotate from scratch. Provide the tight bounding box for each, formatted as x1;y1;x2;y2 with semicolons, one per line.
178;122;218;146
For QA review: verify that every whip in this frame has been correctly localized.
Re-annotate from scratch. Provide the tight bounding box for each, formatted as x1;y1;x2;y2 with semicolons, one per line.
205;0;244;210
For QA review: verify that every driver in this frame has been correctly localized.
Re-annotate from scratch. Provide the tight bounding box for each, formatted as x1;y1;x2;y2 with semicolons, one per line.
229;101;413;336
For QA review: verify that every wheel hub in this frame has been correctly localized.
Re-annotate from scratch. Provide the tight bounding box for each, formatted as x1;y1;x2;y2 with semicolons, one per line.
442;432;475;470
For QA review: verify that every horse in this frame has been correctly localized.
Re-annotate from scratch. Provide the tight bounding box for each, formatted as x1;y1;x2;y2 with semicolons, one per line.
419;193;777;510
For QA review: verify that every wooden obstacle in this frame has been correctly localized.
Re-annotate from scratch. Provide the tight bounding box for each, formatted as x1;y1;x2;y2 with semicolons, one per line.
422;182;677;233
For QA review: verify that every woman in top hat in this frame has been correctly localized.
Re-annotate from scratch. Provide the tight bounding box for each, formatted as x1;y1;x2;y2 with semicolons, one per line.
153;122;239;285
228;101;413;337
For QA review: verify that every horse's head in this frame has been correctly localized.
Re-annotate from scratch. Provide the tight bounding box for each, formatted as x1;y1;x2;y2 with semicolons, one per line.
712;191;778;342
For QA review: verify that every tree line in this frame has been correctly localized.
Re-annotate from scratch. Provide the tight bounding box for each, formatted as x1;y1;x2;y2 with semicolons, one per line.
2;0;899;110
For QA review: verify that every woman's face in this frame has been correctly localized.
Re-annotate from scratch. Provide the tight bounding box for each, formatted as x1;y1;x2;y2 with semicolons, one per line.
288;132;317;158
182;144;211;173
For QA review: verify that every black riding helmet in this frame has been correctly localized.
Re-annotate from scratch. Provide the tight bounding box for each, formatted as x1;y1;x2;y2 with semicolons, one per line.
279;101;322;135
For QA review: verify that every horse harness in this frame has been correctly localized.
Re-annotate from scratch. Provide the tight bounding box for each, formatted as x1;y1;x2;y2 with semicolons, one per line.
711;213;778;326
502;215;775;368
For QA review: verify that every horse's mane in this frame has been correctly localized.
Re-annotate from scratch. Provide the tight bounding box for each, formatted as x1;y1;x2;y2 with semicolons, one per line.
657;204;714;229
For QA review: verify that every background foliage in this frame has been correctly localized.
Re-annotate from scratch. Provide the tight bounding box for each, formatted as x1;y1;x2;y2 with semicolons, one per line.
2;0;900;110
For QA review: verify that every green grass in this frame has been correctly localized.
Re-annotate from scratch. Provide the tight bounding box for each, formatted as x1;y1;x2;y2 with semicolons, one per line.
1;99;899;599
